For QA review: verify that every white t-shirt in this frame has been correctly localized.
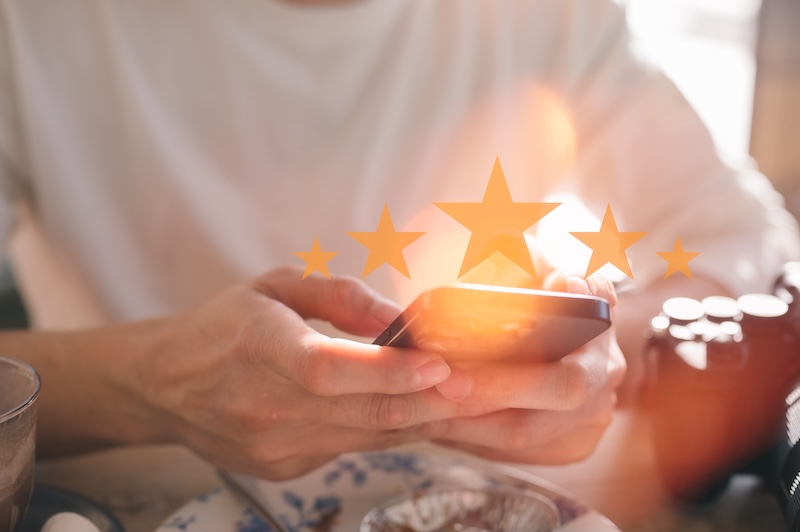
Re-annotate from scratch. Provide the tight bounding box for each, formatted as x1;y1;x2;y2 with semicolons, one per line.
0;0;797;331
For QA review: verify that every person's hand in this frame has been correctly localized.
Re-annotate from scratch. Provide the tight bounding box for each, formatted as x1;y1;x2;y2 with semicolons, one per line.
413;273;627;464
127;267;490;480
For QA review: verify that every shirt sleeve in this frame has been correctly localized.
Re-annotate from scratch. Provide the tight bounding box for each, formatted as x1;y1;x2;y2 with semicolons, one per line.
557;0;800;295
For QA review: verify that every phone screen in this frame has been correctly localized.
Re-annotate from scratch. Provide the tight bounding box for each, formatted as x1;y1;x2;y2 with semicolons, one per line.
373;284;611;362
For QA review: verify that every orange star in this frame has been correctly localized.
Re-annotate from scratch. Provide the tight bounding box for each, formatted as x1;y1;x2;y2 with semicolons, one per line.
657;238;700;279
348;205;424;278
294;236;339;279
570;205;647;279
435;157;560;278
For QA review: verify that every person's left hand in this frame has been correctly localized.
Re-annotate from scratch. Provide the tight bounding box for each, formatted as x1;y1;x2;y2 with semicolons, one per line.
413;273;626;464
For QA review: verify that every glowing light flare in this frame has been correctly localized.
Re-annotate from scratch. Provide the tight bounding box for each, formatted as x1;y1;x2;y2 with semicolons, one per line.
523;84;578;180
398;285;545;362
536;198;630;284
420;82;579;205
392;206;554;307
390;204;475;306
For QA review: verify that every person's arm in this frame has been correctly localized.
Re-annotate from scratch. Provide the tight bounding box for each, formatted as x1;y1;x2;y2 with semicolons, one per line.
5;268;477;478
546;1;799;392
1;266;624;479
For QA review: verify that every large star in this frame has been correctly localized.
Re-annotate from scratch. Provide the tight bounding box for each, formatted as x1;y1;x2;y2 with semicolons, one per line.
570;205;647;279
434;158;560;278
657;237;700;279
348;205;424;278
294;236;339;279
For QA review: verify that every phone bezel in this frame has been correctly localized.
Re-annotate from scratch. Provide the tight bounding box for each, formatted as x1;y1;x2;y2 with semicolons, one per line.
373;283;611;362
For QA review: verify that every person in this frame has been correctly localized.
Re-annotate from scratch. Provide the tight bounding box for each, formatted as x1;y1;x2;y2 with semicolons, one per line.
0;0;796;488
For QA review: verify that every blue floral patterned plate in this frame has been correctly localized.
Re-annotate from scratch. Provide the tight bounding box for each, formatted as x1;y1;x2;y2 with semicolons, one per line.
154;443;620;532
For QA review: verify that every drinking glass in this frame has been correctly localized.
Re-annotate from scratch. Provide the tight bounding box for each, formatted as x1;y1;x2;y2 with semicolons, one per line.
0;356;40;532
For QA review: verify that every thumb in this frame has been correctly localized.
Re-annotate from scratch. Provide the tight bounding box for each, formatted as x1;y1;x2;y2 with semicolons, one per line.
249;266;401;336
542;270;617;308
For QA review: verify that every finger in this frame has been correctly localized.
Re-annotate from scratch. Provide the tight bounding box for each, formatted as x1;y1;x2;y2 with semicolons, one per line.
434;349;609;409
282;337;457;395
271;387;499;430
217;452;340;481
254;455;338;481
233;428;425;479
542;270;617;309
416;391;616;457
432;422;610;465
586;273;617;308
241;303;455;395
251;266;402;335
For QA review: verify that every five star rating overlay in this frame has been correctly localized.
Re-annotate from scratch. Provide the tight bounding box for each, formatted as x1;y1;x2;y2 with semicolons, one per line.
294;157;700;281
657;238;701;280
570;205;647;279
294;236;338;279
347;205;425;279
434;159;559;278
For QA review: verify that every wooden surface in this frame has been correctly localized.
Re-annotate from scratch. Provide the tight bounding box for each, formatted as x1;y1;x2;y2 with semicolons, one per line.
33;410;787;532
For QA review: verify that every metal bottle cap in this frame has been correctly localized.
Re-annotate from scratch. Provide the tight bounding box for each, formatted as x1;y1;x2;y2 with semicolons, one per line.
737;293;789;319
662;297;705;325
702;296;742;323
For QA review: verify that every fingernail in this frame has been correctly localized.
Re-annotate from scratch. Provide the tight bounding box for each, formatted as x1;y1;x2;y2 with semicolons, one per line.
545;272;567;292
586;275;599;296
566;275;590;295
435;370;474;400
414;360;451;390
370;297;402;326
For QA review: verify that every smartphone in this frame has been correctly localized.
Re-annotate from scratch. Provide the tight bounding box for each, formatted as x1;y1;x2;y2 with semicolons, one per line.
373;283;611;362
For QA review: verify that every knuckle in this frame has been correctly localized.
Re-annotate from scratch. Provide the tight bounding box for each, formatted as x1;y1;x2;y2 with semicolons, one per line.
297;348;337;396
233;400;296;433
268;265;302;281
488;374;521;405
328;274;376;316
235;406;278;433
328;275;361;307
610;350;627;388
365;394;413;429
231;320;259;363
230;316;277;370
558;360;591;410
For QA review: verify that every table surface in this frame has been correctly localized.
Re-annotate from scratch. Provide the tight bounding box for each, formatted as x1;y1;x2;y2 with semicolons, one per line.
33;411;789;532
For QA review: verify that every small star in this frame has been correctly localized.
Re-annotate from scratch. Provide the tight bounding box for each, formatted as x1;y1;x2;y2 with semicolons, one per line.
348;205;424;278
657;238;700;279
435;157;560;278
570;205;647;279
294;236;339;279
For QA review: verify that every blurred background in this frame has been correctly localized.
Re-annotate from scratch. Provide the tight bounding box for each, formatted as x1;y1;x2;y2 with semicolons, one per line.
1;0;799;330
619;0;800;218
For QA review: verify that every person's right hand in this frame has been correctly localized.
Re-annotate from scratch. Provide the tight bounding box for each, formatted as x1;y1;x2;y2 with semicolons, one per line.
125;267;488;480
